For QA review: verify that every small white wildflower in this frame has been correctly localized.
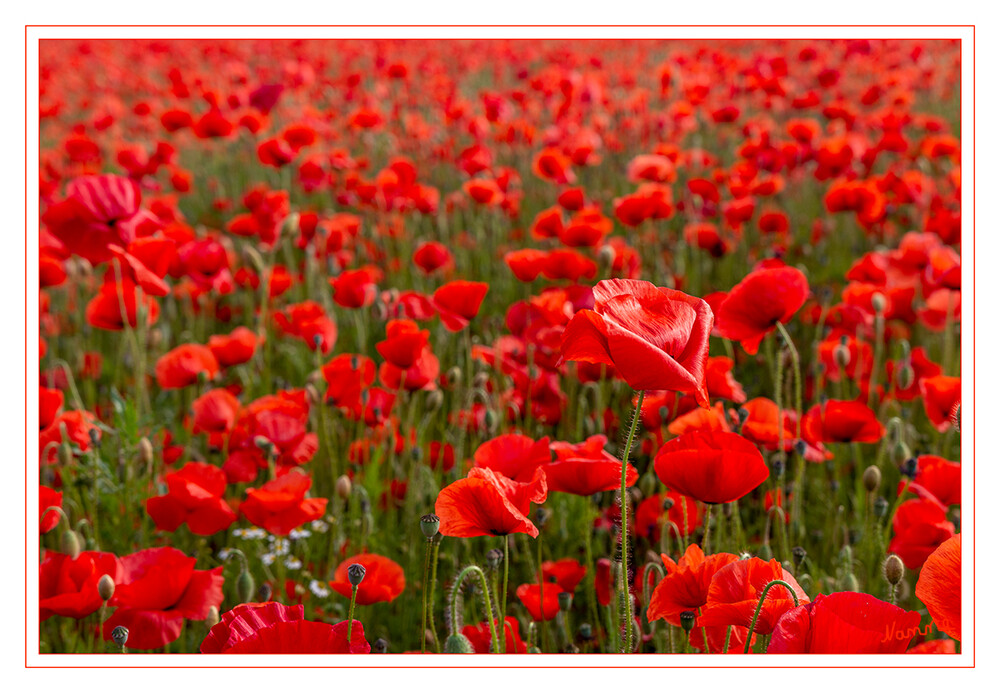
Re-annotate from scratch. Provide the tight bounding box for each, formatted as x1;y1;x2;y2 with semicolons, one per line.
272;538;290;556
289;528;311;540
231;528;247;539
309;580;330;598
261;553;276;566
245;528;267;540
310;520;329;533
284;557;303;570
218;548;233;562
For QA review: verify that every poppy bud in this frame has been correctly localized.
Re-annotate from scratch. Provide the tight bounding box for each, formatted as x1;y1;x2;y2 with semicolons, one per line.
771;455;785;476
598;244;616;267
883;554;905;586
738;551;752;561
347;563;367;587
426;390;444;412
793;440;808;458
60;529;81;560
862;465;881;492
661;497;675;512
410;446;423;463
254;435;274;455
900;457;919;479
304;384;320;406
558;592;573;612
486;548;503;569
834;336;851;368
679;610;696;633
443;633;475;653
445;366;462;388
138;437;154;467
737;407;750;428
335;475;352;499
97;574;115;602
205;605;220;629
839;572;860;592
792;546;807;569
420;514;441;538
758;544;774;561
871;292;887;314
111;625;129;648
373;638;389;653
88;427;101;448
236;568;255;604
483;409;499;434
257;583;272;602
896;362;914;390
473;371;491;389
58;440;74;467
638;472;657;497
873;496;889;518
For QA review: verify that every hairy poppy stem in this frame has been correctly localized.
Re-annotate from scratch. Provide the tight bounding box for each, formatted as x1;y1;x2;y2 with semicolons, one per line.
501;537;509;653
618;389;644;653
422;540;432;653
429;538;441;652
743;579;800;653
346;584;359;645
775;321;804;534
449;565;501;654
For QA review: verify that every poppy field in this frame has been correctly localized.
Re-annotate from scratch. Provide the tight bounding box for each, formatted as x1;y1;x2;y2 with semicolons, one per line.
35;38;964;656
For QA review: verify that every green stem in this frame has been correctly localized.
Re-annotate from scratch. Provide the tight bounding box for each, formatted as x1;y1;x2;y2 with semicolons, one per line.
743;579;800;653
450;565;501;654
501;537;509;654
421;539;431;653
618;389;644;653
346;584;358;645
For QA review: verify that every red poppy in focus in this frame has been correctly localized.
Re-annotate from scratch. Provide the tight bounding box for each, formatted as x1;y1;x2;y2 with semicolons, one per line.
900;455;961;507
698;557;809;634
435;467;546;539
201;602;370;653
715;266;809;355
542;455;638;496
330;553;406;605
155;343;220;390
654;431;769;504
560;279;713;403
633;491;703;542
86;278;161;332
473;433;552;482
433;280;489;331
595;558;612;606
40;551;123;620
240;470;328;536
516;583;561;621
146;462;237;536
915;534;961;641
919;375;961;432
104;547;224;650
647;545;739;627
801;399;884;443
768;592;921;653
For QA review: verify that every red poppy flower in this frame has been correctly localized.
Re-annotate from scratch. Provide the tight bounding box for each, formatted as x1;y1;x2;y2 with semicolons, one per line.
190;388;241;447
155;343;220;390
647;545;740;627
899;455;961;507
463;616;527;653
201;602;370;653
43;174;159;265
715;266;809;355
376;319;430;369
435;467;545;539
698;557;809;634
274;301;337;353
705;356;747;403
801;399;884;443
330;267;381;309
633;491;703;542
379;347;440;392
433;280;489;331
595;558;612;606
560;279;713;403
532;147;575;184
330;553;406;606
40;551;123;620
473;433;552;482
413;241;453;275
85;277;161;332
40;410;101;464
207;326;260;368
505;248;549;282
540;559;587;593
516;584;561;621
654;431;769;504
240;470;328;536
768;592;922;653
888;498;955;569
104;547;224;650
39;387;63;431
40;486;62;534
919;375;961;432
146;462;237;536
542;456;638;496
666;402;731;435
907;639;957;654
541;249;598;281
322;354;376;414
915;534;960;641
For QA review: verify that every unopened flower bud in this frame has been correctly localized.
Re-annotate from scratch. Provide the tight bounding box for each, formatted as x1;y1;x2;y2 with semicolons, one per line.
253;436;274;455
335;475;353;499
598;244;616;267
951;403;961;432
58;440;74;467
420;514;440;539
896;363;914;390
444;633;475;653
138;437;154;467
60;529;81;560
486;548;503;569
445;366;462;388
758;543;774;561
472;371;491;389
792;546;807;569
347;563;366;587
97;574;115;602
373;638;388;653
862;465;882;492
426;389;444;412
205;606;220;629
839;572;860;592
834;340;851;368
871;292;887;314
883;554;905;586
558;592;573;612
900;457;919;479
873;496;889;518
111;625;129;648
236;568;255;604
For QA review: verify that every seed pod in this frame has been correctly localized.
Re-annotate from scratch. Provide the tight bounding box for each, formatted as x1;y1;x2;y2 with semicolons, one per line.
111;625;129;647
871;292;887;314
335;475;353;499
420;514;441;539
679;610;696;633
373;638;388;653
558;592;573;612
347;563;367;586
873;496;889;518
257;583;272;602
